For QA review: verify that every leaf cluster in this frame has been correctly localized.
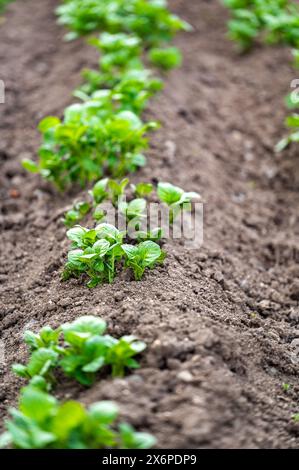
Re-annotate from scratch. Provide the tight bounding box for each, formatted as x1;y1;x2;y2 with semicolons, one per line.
63;223;164;286
13;315;146;387
0;385;155;449
56;0;190;45
224;0;299;50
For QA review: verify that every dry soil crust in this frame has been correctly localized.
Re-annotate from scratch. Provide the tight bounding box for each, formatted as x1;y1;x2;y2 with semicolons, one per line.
0;0;299;449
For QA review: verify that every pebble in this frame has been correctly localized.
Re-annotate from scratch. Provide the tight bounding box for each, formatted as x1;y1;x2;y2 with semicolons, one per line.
177;370;194;383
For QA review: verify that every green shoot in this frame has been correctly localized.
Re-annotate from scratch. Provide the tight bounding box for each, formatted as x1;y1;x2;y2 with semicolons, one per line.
0;385;155;449
149;47;182;70
13;316;146;387
157;182;200;223
122;240;165;281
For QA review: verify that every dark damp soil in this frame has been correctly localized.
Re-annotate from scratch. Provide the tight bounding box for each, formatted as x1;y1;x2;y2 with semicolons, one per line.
0;0;299;449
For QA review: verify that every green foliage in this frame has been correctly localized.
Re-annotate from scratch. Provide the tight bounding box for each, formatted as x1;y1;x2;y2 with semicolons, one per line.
223;0;299;50
275;113;299;151
61;177;151;227
122;240;165;280
63;222;165;286
13;315;146;387
119;198;147;221
136;227;163;242
131;182;153;198
82;69;162;113
108;177;129;206
157;182;200;223
149;47;182;70
12;349;59;387
23;107;157;190
61;178;198;248
64;201;92;227
63;224;125;287
89;177;109;204
0;385;155;449
56;0;190;45
0;0;13;14
59;316;146;384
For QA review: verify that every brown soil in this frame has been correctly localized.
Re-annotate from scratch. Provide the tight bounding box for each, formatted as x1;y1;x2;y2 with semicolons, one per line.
1;0;299;449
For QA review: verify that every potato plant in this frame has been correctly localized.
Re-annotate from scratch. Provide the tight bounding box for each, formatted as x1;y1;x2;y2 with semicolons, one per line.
224;0;299;50
79;31;176;99
275;113;299;151
149;46;182;70
56;0;191;45
0;385;155;449
23;107;157;190
157;182;200;223
63;177;199;230
63;224;125;287
224;1;299;155
13;315;146;387
63;223;165;287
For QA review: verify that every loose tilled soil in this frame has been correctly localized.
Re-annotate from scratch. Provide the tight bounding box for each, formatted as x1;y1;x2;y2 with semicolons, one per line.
1;0;299;449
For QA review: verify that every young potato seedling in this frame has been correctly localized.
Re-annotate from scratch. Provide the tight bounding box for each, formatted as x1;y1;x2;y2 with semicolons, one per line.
63;224;125;287
122;240;165;281
108;178;130;206
56;0;191;45
119;198;147;222
89;177;109;204
63;201;92;228
63;223;165;286
149;47;182;70
275;113;299;151
23;105;158;190
157;182;200;223
131;182;153;198
0;385;155;449
13;316;147;387
60;316;146;385
136;227;163;243
84;33;144;90
224;0;299;50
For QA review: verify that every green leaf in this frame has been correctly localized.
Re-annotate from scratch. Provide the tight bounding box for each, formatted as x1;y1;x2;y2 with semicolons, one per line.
68;249;84;266
66;226;87;245
149;47;182;70
157;182;184;205
12;364;29;379
52;401;86;440
90;178;109;203
131;182;153;197
62;316;107;338
119;423;156;449
92;239;110;255
22;159;39;173
95;223;123;243
26;348;58;378
20;387;57;423
38;117;61;133
138;241;161;265
88;401;118;424
121;244;139;260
